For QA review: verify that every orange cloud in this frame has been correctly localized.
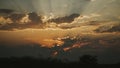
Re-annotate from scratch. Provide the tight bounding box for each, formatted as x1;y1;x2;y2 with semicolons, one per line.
63;47;71;51
0;16;12;24
20;14;31;24
51;51;58;57
25;38;64;48
63;42;91;51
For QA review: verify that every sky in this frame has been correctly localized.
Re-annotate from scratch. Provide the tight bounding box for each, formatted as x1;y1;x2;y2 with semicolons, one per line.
0;0;120;64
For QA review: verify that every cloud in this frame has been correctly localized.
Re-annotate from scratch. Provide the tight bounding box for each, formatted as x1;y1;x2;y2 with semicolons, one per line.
0;26;120;64
0;12;43;30
57;13;101;29
20;14;31;24
0;12;100;30
94;21;120;32
0;16;12;25
0;10;120;33
0;12;80;30
25;38;64;48
0;9;14;14
47;13;80;23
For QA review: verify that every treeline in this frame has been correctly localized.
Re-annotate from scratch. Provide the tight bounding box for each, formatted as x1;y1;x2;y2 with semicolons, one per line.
0;55;120;68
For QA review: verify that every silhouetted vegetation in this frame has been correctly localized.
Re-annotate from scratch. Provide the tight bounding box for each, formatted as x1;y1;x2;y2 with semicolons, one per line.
79;55;98;64
0;55;119;68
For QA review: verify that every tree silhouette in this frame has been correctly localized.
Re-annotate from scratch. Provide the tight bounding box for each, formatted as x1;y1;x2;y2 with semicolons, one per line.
79;55;98;64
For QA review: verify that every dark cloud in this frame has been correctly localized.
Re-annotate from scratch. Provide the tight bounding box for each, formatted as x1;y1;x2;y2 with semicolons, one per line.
0;23;40;30
28;12;42;24
0;9;14;14
60;35;120;63
48;13;80;23
0;22;46;31
0;12;44;30
7;13;25;22
58;20;101;29
0;13;80;30
94;22;120;33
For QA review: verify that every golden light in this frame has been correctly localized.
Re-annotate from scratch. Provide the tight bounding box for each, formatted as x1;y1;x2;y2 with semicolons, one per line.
25;38;64;48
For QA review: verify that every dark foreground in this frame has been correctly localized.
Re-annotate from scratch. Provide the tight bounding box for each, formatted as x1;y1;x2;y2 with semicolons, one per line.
0;58;120;68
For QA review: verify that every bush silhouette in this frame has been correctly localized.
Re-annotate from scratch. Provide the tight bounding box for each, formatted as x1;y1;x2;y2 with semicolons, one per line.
79;55;98;64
